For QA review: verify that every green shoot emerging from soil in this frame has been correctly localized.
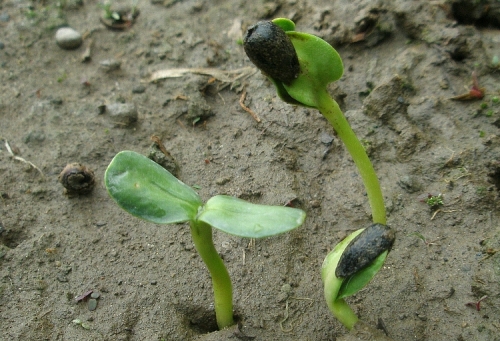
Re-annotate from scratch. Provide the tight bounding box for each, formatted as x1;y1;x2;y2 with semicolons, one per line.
105;151;306;330
244;18;394;330
424;193;444;208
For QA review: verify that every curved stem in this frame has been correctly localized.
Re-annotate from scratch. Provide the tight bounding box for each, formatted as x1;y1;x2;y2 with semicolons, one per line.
322;229;363;330
324;264;358;330
190;220;234;329
316;90;386;225
331;299;358;330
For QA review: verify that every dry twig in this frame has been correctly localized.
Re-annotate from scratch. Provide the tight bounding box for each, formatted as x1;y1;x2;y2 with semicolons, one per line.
151;135;172;158
239;90;261;122
146;66;256;87
3;140;44;177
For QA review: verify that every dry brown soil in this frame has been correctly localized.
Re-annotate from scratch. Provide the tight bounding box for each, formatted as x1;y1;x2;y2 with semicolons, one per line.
1;0;500;340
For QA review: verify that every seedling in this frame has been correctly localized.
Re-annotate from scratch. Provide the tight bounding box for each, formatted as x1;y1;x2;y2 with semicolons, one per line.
99;1;140;30
408;232;441;247
244;18;394;330
422;193;444;208
466;295;488;311
450;71;485;101
105;151;305;329
72;318;90;330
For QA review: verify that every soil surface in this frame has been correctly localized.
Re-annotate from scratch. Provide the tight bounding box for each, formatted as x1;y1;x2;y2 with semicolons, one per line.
1;0;500;340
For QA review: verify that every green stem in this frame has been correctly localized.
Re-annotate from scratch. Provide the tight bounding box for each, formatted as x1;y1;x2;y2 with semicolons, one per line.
324;269;359;329
330;299;358;330
190;220;234;329
322;229;362;330
316;90;386;225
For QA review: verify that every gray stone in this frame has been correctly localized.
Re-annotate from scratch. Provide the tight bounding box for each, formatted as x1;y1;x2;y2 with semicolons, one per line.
55;27;83;50
132;85;146;94
320;132;334;145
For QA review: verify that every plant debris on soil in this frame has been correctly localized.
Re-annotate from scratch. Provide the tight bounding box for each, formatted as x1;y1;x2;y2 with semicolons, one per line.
1;0;499;340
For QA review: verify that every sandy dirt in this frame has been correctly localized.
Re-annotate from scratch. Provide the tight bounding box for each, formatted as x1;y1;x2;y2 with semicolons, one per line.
1;0;500;340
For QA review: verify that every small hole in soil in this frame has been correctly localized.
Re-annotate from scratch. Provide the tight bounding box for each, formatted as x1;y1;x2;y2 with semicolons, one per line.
0;228;27;248
487;160;500;192
451;1;500;29
175;302;218;334
174;302;240;334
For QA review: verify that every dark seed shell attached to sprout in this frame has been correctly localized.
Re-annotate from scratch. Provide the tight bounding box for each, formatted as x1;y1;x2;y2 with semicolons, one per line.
243;21;300;84
58;163;95;195
335;223;395;278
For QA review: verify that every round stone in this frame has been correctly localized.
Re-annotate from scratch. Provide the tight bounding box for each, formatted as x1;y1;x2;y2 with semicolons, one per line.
55;27;83;50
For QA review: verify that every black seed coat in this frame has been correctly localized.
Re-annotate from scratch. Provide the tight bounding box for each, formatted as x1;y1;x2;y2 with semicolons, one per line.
335;223;395;278
58;163;96;194
243;21;300;84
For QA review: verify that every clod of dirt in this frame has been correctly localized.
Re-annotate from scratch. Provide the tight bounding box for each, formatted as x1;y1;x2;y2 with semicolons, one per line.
55;27;83;50
337;320;394;341
363;75;409;122
184;93;214;125
148;143;179;177
99;59;121;73
397;174;421;193
352;9;395;47
105;102;138;126
0;244;9;259
487;159;500;192
100;4;140;30
58;163;95;195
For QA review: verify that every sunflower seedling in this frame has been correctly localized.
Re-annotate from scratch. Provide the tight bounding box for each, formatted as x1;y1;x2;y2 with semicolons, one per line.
244;18;394;330
105;151;305;329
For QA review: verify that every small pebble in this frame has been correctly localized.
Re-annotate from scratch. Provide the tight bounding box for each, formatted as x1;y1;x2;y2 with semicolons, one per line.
132;85;146;94
99;59;121;72
281;283;292;294
215;177;231;185
57;274;68;282
397;175;420;193
309;200;321;208
88;298;98;311
416;313;427;321
0;42;4;50
320;132;334;145
90;292;100;299
55;27;83;50
150;280;157;285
